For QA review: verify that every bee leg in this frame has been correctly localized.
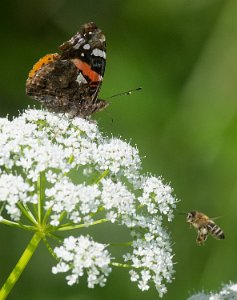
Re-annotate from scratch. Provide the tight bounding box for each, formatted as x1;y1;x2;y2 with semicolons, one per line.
196;228;208;245
196;235;205;245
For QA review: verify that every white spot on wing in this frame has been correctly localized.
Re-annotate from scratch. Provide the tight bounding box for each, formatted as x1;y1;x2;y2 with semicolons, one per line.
76;72;87;84
73;38;84;50
92;48;106;59
83;44;90;50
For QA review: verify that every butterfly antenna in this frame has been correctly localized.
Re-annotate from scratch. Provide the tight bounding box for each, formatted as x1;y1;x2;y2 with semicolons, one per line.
106;87;142;100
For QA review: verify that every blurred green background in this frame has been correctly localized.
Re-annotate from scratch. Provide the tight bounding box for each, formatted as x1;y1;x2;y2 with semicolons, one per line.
1;0;237;299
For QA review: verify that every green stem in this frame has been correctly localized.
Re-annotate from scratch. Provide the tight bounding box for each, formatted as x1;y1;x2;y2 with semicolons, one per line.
112;262;132;268
94;169;109;184
57;218;109;231
110;242;132;247
42;207;52;225
37;172;45;223
17;203;37;225
0;233;42;300
0;218;35;231
42;236;59;261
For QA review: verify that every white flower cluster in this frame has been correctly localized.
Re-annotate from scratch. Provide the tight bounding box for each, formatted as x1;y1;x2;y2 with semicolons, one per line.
125;236;174;297
0;109;177;296
45;178;101;225
0;174;36;220
52;235;111;288
188;283;237;300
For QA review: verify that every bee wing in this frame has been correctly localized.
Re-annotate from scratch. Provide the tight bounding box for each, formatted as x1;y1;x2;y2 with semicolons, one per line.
210;216;222;221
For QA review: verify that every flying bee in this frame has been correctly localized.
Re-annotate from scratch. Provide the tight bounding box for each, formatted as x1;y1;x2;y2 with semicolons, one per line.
186;211;225;245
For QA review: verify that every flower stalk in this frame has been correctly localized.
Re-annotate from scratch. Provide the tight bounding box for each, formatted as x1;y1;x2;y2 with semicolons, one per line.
0;233;42;300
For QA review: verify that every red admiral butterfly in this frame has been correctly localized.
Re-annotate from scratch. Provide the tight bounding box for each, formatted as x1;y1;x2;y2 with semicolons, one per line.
26;22;108;118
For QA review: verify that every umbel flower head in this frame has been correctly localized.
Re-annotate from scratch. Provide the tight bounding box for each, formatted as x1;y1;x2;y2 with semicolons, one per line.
188;282;237;300
0;109;177;297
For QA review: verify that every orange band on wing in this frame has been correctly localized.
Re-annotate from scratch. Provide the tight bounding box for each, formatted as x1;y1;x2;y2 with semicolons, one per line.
28;53;60;78
72;58;100;82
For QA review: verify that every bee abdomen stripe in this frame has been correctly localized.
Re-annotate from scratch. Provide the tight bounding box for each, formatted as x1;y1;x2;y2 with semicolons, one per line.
207;224;224;239
215;228;225;239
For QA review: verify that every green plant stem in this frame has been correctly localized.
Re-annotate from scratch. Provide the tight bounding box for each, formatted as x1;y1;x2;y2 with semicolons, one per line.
112;262;132;268
37;172;45;222
94;169;109;184
0;233;42;300
56;218;109;231
42;236;59;261
0;219;35;231
17;202;37;225
110;242;132;247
